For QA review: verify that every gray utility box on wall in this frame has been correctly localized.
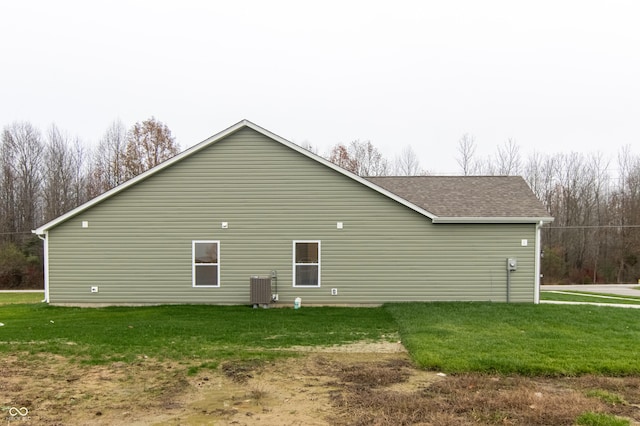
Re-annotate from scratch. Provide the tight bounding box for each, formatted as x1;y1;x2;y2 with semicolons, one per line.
250;276;272;306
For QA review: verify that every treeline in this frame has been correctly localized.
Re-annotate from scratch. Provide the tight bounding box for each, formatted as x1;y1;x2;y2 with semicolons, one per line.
527;149;640;284
0;117;178;288
1;123;639;288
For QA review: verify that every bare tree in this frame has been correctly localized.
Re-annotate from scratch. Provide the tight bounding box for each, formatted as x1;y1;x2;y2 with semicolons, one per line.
92;119;128;193
523;151;558;209
326;140;389;176
43;125;76;221
456;133;478;175
349;140;389;176
495;138;521;175
70;139;89;206
393;145;424;176
1;122;44;238
0;130;17;240
124;117;179;180
41;125;89;220
327;143;357;173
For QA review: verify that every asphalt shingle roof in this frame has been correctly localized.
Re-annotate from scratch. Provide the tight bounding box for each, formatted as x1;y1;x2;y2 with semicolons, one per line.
366;176;551;219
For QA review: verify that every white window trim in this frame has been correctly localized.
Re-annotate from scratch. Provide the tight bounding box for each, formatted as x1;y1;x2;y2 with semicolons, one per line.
293;240;321;288
192;240;220;288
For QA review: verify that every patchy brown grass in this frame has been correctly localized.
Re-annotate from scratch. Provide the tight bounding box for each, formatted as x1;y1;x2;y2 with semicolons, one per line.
2;345;640;425
321;356;412;388
326;368;640;426
220;359;264;384
0;353;191;424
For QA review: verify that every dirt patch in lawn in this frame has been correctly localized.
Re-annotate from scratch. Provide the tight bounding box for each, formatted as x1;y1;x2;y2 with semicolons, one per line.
2;342;640;425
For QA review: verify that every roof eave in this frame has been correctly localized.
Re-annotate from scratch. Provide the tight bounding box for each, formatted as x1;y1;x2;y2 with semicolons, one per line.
431;216;555;224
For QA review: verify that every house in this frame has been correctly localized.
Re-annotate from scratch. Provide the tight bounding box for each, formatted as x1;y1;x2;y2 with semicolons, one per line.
32;120;553;306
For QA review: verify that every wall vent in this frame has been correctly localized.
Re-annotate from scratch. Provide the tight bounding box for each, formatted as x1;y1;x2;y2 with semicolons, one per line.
250;276;272;306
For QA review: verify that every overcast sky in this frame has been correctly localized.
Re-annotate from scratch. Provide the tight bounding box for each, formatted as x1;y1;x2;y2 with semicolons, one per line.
1;1;638;174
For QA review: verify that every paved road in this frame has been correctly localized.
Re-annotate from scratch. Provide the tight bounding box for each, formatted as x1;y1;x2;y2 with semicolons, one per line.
540;284;640;308
541;284;640;297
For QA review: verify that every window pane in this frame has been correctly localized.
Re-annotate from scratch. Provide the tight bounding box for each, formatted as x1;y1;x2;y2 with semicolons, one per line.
195;265;218;286
295;242;318;263
296;265;318;286
195;242;217;264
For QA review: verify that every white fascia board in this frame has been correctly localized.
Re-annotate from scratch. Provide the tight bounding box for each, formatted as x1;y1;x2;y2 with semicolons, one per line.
534;222;542;304
32;119;437;235
42;231;49;303
431;216;555;224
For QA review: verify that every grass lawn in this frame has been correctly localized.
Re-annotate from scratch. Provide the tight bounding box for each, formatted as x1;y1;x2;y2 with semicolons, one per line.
1;299;640;376
0;291;44;304
0;303;397;365
386;302;640;376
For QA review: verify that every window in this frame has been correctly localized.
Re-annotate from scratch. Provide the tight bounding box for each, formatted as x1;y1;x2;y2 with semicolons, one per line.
192;241;219;287
293;241;320;287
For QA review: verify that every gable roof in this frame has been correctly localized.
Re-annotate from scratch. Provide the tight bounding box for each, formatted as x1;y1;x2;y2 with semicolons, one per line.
32;120;552;235
367;176;553;223
33;120;434;234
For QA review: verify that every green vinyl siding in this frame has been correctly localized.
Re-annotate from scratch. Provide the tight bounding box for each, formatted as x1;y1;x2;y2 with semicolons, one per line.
47;127;538;305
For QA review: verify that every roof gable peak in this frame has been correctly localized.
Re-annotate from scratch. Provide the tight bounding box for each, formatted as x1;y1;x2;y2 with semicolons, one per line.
33;120;436;234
